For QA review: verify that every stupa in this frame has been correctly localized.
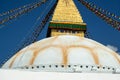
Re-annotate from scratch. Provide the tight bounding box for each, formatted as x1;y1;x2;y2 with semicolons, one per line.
2;0;120;74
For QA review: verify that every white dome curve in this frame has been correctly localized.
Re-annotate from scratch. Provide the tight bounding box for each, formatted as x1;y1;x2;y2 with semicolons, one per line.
2;35;120;68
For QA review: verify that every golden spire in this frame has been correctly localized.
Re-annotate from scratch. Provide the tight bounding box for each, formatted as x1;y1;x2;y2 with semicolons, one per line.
52;0;85;24
47;0;86;37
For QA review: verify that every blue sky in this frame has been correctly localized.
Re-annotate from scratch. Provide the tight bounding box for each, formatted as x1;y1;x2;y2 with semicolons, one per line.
0;0;120;66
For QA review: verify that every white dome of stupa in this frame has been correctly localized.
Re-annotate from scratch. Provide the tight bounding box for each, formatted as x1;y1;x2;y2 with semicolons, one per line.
2;35;120;72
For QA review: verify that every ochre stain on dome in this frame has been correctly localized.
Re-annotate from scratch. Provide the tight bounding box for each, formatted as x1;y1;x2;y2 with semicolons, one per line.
68;45;99;65
93;45;120;64
9;53;20;68
3;36;120;69
9;37;58;68
9;45;100;68
62;47;68;66
30;50;40;65
109;50;119;63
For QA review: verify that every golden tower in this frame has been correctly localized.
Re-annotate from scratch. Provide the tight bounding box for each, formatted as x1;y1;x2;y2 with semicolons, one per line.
47;0;86;37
